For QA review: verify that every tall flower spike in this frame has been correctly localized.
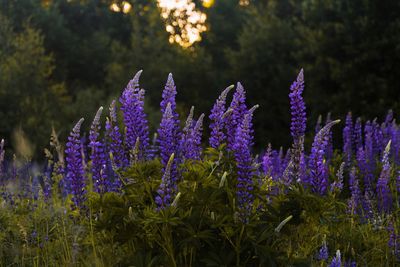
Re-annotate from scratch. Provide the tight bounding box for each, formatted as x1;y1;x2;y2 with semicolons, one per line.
226;82;248;151
106;100;128;169
65;118;86;208
158;102;178;182
209;85;234;148
308;120;340;194
289;69;307;183
330;162;344;193
89;107;110;194
377;140;392;214
343;112;353;166
120;72;150;160
183;114;205;160
179;106;195;157
155;153;176;209
353;117;363;152
233;105;258;222
348;167;361;215
262;144;273;177
289;68;306;142
329;250;342;267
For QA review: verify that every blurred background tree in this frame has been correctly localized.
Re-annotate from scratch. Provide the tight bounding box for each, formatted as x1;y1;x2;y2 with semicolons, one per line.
0;0;399;157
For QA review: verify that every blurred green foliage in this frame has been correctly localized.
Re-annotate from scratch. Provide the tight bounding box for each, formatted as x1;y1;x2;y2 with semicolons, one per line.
0;0;400;156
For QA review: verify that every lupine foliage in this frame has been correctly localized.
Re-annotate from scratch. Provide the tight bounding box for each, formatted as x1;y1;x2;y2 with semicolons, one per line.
1;70;400;266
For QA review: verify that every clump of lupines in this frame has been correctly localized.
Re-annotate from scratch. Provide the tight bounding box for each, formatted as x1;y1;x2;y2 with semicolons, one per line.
377;140;392;213
233;105;258;222
308;120;340;194
120;70;150;160
288;69;307;183
209;85;233;148
226;82;248;151
65;118;86;208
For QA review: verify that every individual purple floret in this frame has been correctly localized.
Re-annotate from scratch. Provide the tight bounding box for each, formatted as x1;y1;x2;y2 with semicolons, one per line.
120;70;150;160
155;153;176;209
329;250;342;267
183;114;205;160
233;105;258;222
308;120;340;194
343;112;353;166
317;240;329;261
226;82;248;151
209;85;233;148
89;107;110;194
377;141;392;214
65;118;86;208
353;117;363;152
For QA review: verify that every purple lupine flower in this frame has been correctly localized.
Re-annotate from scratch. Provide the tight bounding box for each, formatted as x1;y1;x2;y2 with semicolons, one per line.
329;250;342;267
308;120;340;194
179;106;195;157
65;118;86;208
317;240;329;261
106;100;128;169
182;114;205;160
155;153;176;209
353;117;363;152
120;70;150;160
330;162;344;193
343;112;353;166
89;107;110;194
364;121;376;174
262;144;273;177
372;119;383;156
377;140;392;214
209;85;233;148
289;69;306;142
226;82;248;151
289;69;307;182
356;147;373;193
146;133;159;160
361;190;374;220
233;105;258;222
161;73;179;121
158;102;179;178
348;167;361;215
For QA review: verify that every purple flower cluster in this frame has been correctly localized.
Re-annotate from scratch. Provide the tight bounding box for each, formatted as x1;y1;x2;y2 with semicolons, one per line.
209;86;233;148
65;118;86;208
120;70;149;160
233;105;258;222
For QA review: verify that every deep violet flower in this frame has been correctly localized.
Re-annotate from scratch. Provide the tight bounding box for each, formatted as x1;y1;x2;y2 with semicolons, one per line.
209;85;234;148
65;118;86;208
233;105;258;222
377;140;392;214
158;102;179;179
353;117;363;152
317;240;329;261
308;120;340;194
105;100;128;169
226;82;248;151
289;69;307;182
343;112;353;166
329;250;342;267
89;107;110;194
120;70;150;160
182;114;205;160
155;153;176;209
262;144;273;177
356;147;373;192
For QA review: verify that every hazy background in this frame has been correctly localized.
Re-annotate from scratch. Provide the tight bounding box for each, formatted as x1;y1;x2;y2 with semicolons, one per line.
1;0;399;158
